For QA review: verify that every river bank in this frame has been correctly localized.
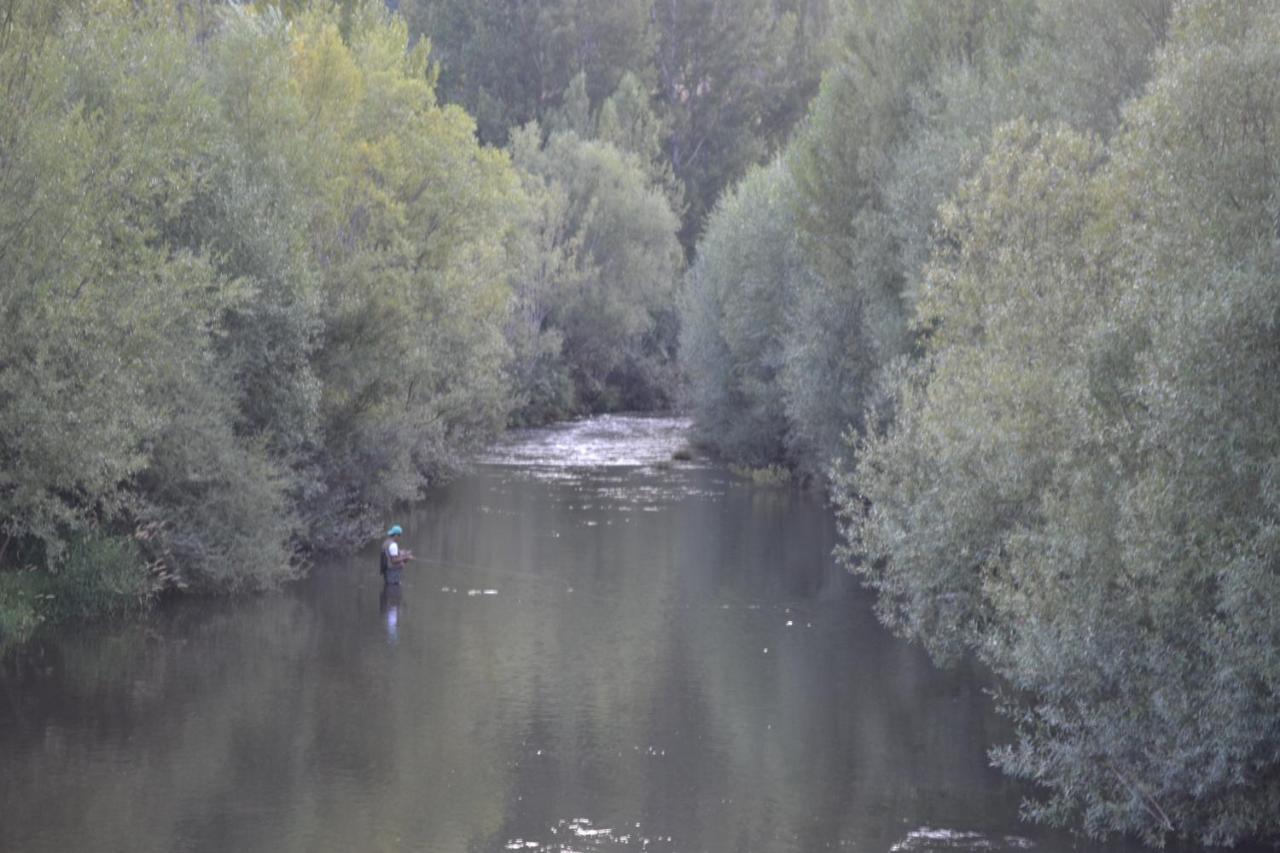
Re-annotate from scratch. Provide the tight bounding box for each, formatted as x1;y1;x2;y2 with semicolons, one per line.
0;415;697;652
0;414;1181;853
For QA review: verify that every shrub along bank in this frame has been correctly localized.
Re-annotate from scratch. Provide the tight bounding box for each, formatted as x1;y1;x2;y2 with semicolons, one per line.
0;0;686;644
680;0;1280;845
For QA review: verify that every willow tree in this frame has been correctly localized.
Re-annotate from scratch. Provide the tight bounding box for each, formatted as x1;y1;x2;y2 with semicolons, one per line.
844;1;1280;842
400;0;654;145
0;0;291;600
511;126;682;414
1;0;532;638
679;159;804;466
281;3;523;545
679;0;1171;476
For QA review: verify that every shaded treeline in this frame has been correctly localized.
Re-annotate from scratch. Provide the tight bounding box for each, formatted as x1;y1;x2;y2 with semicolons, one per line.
679;0;1280;845
0;0;827;635
0;0;510;632
399;0;834;253
0;0;724;637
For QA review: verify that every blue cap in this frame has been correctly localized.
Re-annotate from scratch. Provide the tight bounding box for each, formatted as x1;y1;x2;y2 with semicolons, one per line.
387;525;403;536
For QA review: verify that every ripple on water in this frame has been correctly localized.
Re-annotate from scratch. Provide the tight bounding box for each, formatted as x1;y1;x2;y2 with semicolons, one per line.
477;415;695;470
505;818;677;852
889;828;1035;852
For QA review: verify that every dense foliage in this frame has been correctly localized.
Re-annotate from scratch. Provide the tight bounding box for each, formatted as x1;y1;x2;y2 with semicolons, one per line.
7;0;1279;844
850;3;1280;840
679;158;805;467
511;125;682;416
0;0;698;642
0;0;545;636
682;0;1280;844
681;0;1171;473
400;0;833;252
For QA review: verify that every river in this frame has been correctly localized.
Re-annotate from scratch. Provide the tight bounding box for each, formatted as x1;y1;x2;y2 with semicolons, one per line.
0;416;1153;853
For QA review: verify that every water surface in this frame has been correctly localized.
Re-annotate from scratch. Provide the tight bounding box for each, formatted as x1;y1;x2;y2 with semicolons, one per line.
1;416;1152;853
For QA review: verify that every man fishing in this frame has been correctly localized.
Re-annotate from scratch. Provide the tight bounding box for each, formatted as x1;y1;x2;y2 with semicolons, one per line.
380;524;413;585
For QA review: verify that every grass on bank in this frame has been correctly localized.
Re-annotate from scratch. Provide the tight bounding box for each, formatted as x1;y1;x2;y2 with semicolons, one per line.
728;463;794;486
0;533;156;650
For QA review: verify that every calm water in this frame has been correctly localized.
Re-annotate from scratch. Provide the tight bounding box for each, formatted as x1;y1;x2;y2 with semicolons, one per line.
1;416;1150;853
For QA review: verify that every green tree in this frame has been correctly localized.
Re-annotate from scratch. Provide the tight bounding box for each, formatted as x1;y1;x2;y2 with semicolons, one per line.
400;0;653;146
403;0;829;254
503;126;581;426
679;159;802;465
842;2;1280;842
690;0;1169;474
782;0;1041;470
513;127;682;412
652;0;819;251
0;0;237;565
596;71;684;215
177;4;327;466
1;0;532;634
846;120;1111;664
290;3;523;545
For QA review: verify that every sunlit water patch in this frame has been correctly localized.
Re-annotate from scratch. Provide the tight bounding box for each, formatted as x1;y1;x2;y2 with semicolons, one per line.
505;818;677;852
478;414;694;469
890;828;1035;852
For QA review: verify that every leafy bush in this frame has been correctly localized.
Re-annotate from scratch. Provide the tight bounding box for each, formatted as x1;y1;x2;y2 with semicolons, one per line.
679;158;799;467
43;533;156;622
0;577;42;649
511;124;683;415
728;464;793;487
0;2;527;593
841;3;1280;844
0;532;153;648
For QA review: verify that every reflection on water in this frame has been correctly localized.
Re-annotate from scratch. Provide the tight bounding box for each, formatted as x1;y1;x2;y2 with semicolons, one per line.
0;417;1155;853
380;585;402;645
